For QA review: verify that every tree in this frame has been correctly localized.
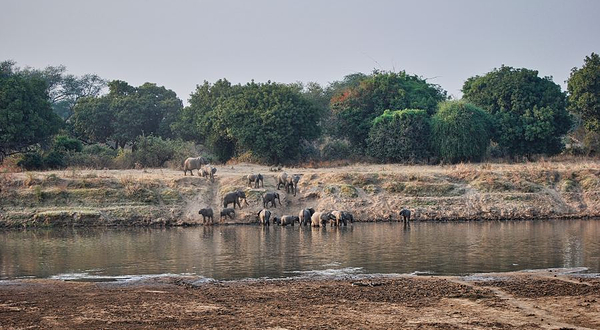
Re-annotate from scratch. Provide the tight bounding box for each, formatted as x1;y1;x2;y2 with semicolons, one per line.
0;61;62;160
331;70;447;151
20;64;106;120
367;109;431;163
431;101;493;163
462;66;571;157
217;82;322;163
568;53;600;132
71;80;183;148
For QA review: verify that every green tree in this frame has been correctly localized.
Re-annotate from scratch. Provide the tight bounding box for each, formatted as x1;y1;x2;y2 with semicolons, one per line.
71;80;183;148
0;61;62;160
217;82;322;163
431;101;493;163
568;53;600;132
462;66;571;157
367;109;431;163
331;70;447;151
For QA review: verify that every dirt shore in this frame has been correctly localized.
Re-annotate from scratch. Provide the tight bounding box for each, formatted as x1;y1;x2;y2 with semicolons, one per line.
1;271;599;329
2;161;600;228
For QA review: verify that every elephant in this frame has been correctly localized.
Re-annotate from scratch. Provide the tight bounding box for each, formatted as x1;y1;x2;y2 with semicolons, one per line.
276;172;288;190
331;210;350;226
399;208;411;222
198;208;214;224
272;216;281;225
262;192;282;208
183;157;208;176
299;208;315;226
311;211;335;227
220;208;235;221
286;174;301;196
202;165;217;181
223;190;249;209
257;209;271;226
342;211;354;224
279;215;299;226
247;174;264;188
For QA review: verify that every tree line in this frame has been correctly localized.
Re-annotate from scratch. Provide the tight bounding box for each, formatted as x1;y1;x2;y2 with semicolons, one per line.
1;53;599;169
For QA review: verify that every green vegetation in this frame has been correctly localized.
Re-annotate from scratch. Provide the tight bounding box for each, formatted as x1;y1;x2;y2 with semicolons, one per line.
367;109;431;163
431;101;492;163
462;66;572;157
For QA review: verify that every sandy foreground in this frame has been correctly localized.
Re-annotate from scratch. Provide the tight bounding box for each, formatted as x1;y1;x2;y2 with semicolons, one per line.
1;271;599;330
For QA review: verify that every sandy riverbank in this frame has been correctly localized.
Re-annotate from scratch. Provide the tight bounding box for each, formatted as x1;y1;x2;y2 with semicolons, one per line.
2;161;600;228
1;270;599;329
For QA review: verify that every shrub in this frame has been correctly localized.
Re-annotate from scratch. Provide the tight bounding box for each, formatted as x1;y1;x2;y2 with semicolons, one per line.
43;150;66;169
53;135;83;152
367;109;431;163
17;152;44;170
320;138;352;161
64;144;117;169
431;101;493;164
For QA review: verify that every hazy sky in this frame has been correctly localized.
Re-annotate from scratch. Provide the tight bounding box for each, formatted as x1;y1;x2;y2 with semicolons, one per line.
1;0;599;102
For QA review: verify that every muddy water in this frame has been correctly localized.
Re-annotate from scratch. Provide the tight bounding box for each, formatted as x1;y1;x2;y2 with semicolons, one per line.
1;220;599;281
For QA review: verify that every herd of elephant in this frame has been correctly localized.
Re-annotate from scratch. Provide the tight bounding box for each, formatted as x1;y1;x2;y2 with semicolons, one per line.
186;156;412;226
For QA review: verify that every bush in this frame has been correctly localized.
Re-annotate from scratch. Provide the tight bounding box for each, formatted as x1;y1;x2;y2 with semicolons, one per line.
431;101;493;163
53;135;83;152
43;150;66;169
64;144;117;169
132;136;198;168
367;109;431;163
17;152;44;170
320;138;352;161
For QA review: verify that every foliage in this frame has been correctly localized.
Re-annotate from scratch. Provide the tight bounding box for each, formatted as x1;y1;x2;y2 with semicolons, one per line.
43;150;66;169
16;152;44;170
330;70;447;151
567;53;600;132
177;80;322;163
53;135;82;152
367;109;431;163
71;80;183;147
462;66;571;157
431;101;493;163
0;61;63;160
64;144;118;169
320;138;352;161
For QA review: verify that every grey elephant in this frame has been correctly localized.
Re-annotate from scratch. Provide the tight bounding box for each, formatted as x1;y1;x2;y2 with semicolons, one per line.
220;208;235;221
311;211;334;227
331;210;354;226
299;208;315;226
276;172;288;190
202;165;217;181
286;174;301;196
279;215;299;226
257;209;271;226
272;216;281;225
262;192;282;208
223;190;249;209
247;174;264;188
183;156;208;176
198;208;214;224
399;208;411;222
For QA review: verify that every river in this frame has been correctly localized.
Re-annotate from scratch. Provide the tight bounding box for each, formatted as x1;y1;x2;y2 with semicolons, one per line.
1;220;599;281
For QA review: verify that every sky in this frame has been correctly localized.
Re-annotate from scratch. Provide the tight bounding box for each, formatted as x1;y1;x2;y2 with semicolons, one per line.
1;0;599;102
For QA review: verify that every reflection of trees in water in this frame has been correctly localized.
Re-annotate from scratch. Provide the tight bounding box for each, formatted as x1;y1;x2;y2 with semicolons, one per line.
1;221;600;280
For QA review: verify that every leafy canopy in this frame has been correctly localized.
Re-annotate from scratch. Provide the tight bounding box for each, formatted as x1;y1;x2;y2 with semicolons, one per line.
462;66;571;157
431;101;493;163
331;70;447;151
367;109;431;163
0;61;62;159
568;53;600;132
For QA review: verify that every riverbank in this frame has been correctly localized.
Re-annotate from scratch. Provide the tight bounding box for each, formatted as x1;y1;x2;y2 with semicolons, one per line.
1;271;598;329
1;161;600;228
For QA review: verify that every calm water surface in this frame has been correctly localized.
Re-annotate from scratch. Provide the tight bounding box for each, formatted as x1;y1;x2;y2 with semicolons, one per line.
1;220;599;281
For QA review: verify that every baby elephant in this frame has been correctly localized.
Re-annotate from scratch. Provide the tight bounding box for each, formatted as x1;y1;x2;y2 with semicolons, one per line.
279;215;299;226
399;208;411;222
247;174;264;188
263;192;282;208
198;208;214;225
220;208;235;221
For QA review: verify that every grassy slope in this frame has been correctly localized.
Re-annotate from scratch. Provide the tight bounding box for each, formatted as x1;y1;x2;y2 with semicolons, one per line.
1;161;600;228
